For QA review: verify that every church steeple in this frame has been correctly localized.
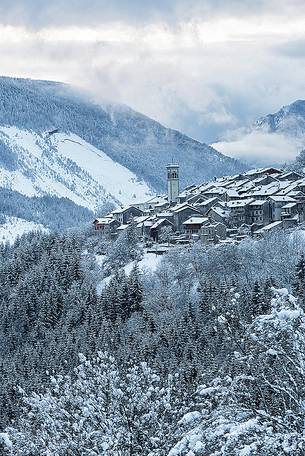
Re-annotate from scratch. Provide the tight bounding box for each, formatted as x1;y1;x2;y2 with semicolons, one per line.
167;163;179;203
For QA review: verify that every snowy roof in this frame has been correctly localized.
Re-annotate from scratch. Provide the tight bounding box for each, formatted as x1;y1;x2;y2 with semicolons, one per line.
93;218;115;225
183;217;209;225
274;183;300;196
112;206;132;214
269;195;296;202
198;183;216;193
244;167;281;176
178;189;192;198
172;203;200;213
134;215;151;224
157;211;174;218
249;186;280;197
281;202;297;209
151;219;173;229
204;186;227;195
288;190;305;197
262;221;283;230
225;199;254;208
198;197;219;206
117;224;129;230
226;189;240;197
278;171;303;179
249;200;267;206
252;175;276;183
209;207;231;218
154;201;168;207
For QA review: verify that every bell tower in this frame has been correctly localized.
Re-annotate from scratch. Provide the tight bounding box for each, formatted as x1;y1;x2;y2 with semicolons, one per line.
167;163;179;203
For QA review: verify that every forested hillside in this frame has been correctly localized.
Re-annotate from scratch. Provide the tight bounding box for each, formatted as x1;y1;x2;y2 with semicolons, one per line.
0;77;247;192
0;188;93;232
0;226;305;454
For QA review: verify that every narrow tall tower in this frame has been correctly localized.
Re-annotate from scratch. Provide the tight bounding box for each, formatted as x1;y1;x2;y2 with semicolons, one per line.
167;163;179;204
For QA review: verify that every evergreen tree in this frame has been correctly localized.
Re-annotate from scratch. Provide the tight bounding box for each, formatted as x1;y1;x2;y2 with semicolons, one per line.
293;254;305;308
128;263;144;314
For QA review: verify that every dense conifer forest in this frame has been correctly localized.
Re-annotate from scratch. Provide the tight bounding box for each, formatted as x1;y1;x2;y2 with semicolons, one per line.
0;226;305;454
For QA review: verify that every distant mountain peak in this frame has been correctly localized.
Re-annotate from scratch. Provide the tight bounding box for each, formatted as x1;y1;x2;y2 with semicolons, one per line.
255;99;305;136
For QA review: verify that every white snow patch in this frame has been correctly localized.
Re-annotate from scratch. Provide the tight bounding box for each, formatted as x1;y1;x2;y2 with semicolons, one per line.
178;411;201;426
276;309;301;321
95;254;106;267
54;133;153;206
96;252;162;293
0;433;12;449
0;216;47;244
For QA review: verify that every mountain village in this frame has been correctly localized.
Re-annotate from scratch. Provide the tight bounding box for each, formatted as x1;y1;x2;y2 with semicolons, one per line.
93;164;305;248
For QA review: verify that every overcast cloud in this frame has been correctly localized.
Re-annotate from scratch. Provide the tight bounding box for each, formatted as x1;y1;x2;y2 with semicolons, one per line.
1;0;305;163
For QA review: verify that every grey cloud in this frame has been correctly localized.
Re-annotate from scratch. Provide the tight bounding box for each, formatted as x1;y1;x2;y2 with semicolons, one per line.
275;39;305;59
0;1;305;149
1;0;305;28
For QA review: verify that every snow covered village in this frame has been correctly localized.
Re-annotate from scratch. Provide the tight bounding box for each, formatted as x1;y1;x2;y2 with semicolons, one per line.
2;1;305;455
93;164;305;248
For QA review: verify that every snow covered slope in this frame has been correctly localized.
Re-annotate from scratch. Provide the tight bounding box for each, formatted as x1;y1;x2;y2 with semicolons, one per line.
0;76;247;196
0;126;153;210
0;216;47;245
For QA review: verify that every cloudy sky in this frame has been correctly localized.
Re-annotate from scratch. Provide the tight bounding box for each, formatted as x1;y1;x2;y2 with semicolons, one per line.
1;0;305;161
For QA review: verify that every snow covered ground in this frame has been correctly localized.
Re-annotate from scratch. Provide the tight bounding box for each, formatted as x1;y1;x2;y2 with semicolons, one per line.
96;252;162;293
0;127;154;210
0;216;47;245
55;133;153;206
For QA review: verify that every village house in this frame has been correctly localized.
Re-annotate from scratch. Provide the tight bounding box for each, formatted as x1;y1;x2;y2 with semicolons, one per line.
223;199;254;226
207;206;231;225
244;167;281;179
248;200;271;225
201;222;227;244
150;218;174;242
172;203;203;232
156;211;174;221
195;197;219;215
112;206;144;224
269;196;297;221
281;202;301;222
183;216;209;238
252;175;278;187
278;171;304;182
132;195;167;213
134;215;152;238
93;217;120;233
254;220;283;238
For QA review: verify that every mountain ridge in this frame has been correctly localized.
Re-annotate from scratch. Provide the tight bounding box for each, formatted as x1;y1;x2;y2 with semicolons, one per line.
212;99;305;166
255;99;305;137
0;76;247;194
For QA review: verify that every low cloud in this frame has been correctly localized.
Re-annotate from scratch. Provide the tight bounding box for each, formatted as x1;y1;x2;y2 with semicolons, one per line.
212;131;303;166
0;2;305;150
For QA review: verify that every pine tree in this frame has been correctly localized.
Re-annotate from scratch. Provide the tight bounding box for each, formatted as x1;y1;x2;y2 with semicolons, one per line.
293;254;305;308
250;281;265;317
128;263;144;314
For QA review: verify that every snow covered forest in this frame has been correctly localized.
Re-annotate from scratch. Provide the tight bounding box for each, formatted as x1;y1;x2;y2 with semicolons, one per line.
0;224;304;455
